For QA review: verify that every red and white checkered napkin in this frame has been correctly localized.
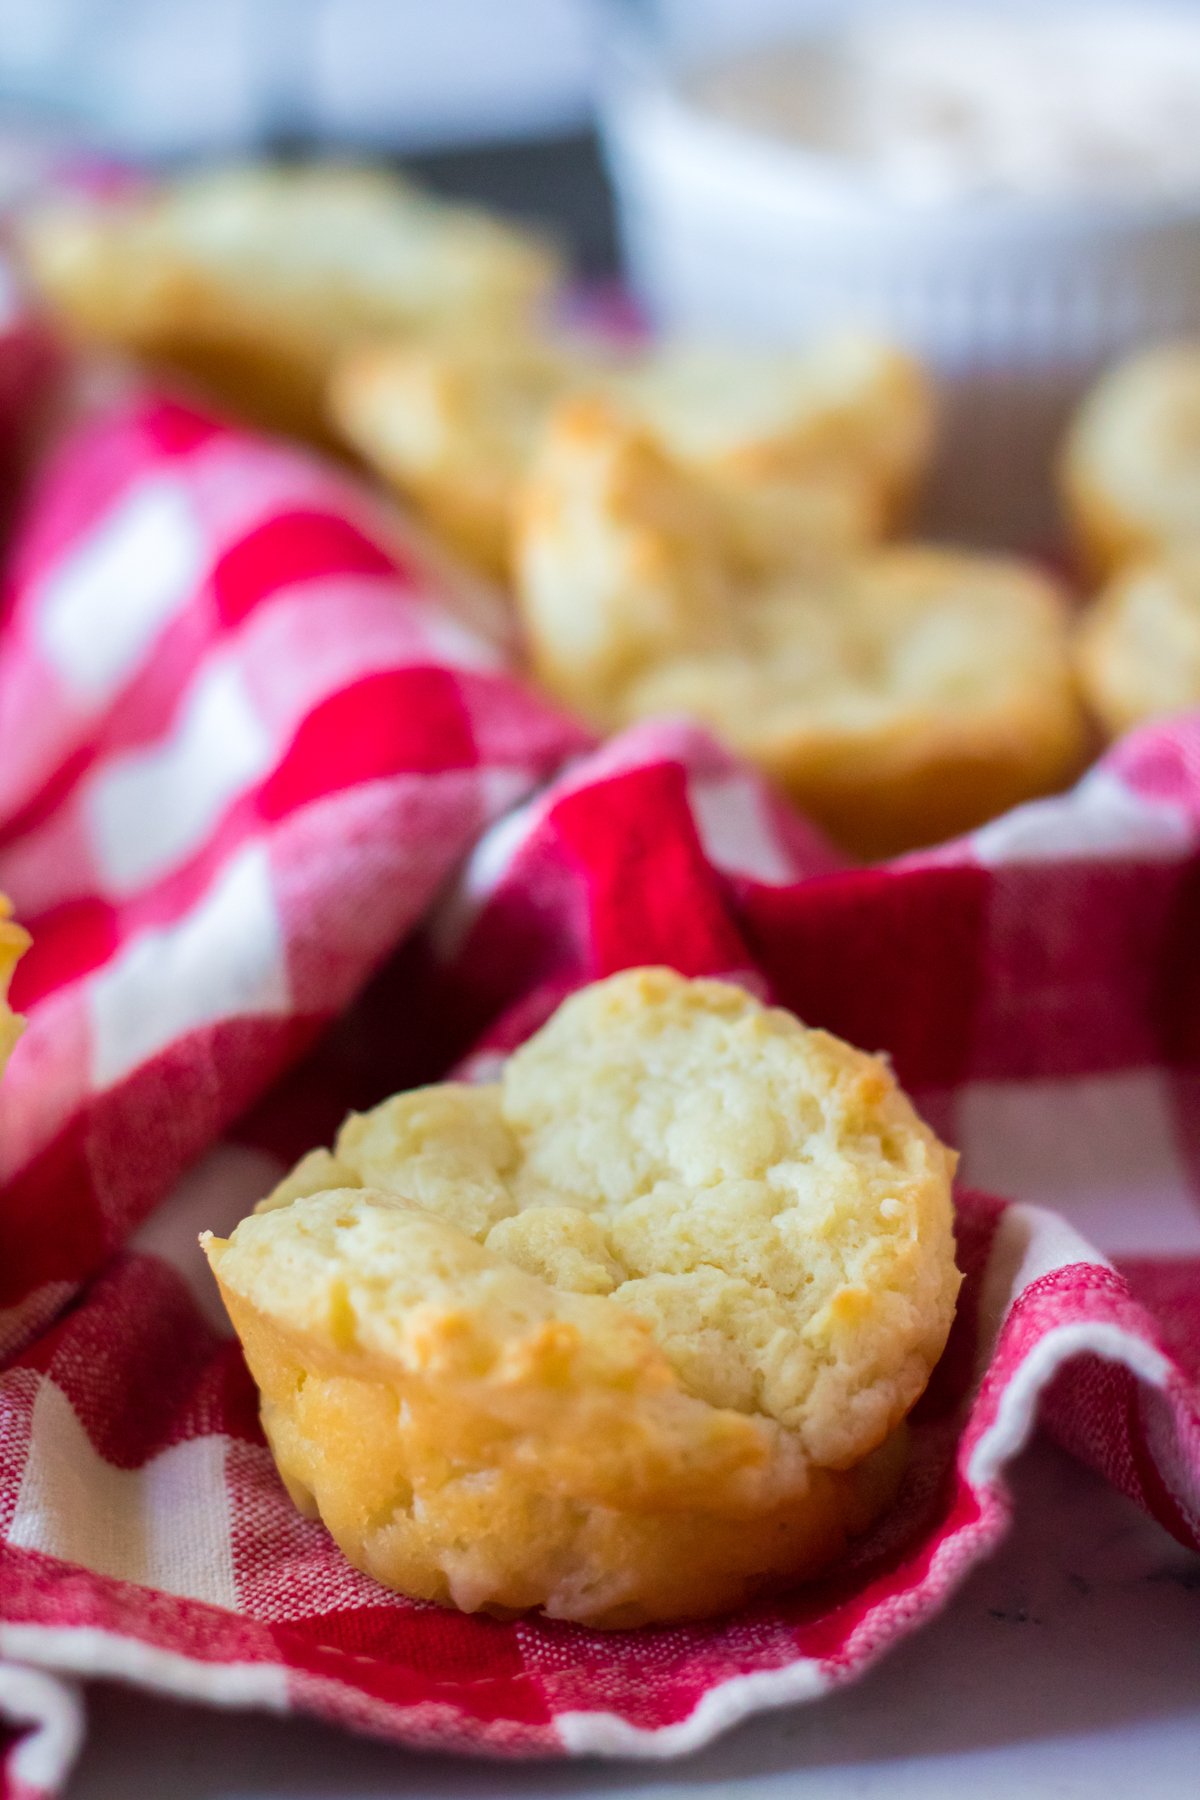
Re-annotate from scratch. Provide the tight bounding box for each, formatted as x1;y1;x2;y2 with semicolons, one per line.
0;387;1199;1800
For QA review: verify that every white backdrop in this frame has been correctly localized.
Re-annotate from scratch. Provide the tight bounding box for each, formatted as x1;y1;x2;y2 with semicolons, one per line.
0;0;844;156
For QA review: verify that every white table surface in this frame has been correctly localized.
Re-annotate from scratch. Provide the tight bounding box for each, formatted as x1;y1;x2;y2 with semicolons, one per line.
67;1437;1200;1799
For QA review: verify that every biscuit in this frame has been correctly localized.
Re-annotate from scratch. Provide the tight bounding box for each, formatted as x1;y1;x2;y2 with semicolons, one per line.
1076;549;1200;738
329;335;596;580
1061;342;1200;583
514;398;736;709
20;164;560;443
0;897;28;1079
514;403;1088;858
203;968;960;1627
611;333;934;539
331;330;929;580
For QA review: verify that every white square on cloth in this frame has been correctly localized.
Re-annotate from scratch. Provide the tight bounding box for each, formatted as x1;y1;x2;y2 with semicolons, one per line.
8;1381;239;1607
36;478;203;704
958;1069;1200;1255
88;843;289;1089
87;657;273;896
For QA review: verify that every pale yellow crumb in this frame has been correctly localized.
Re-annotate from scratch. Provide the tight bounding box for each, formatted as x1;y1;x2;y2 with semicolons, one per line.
514;403;1088;858
204;968;959;1626
20;163;560;443
1077;547;1200;738
330;328;930;580
1062;340;1200;584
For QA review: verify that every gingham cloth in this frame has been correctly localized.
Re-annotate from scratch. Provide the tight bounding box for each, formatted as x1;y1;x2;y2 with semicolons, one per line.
0;372;1198;1800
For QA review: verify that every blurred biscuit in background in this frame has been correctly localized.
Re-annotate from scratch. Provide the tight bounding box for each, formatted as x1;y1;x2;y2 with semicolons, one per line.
332;329;931;581
627;547;1090;861
18;164;561;443
516;400;1087;859
203;967;959;1627
1062;341;1200;584
1076;548;1200;739
515;397;734;710
609;335;933;547
330;333;605;581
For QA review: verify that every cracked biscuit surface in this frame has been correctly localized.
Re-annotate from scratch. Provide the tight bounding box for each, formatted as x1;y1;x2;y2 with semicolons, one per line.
1077;549;1200;738
515;403;1087;858
330;330;929;580
1062;342;1200;583
204;968;960;1626
330;334;599;580
20;164;558;442
610;334;933;536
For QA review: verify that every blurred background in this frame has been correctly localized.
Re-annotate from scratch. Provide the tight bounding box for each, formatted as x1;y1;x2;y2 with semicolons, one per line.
0;3;837;155
0;1;1193;273
0;0;780;279
4;0;1200;542
0;0;1086;271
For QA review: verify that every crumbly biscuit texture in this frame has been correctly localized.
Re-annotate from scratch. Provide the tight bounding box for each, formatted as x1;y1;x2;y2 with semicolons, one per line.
330;330;927;580
515;399;735;710
515;405;1088;857
0;898;27;1080
21;165;559;440
205;968;959;1625
610;333;934;531
626;545;1089;857
330;334;599;579
1062;341;1200;582
1077;550;1200;738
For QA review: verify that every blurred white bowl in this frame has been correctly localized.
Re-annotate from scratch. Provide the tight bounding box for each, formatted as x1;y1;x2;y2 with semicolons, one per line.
600;36;1200;548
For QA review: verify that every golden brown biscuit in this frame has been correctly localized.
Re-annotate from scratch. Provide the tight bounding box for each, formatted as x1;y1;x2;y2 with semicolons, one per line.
204;968;959;1627
1062;342;1200;583
611;334;934;538
331;330;929;580
1076;549;1200;738
514;402;1088;859
515;398;735;709
0;897;29;1080
20;164;559;443
330;335;595;580
628;550;1091;859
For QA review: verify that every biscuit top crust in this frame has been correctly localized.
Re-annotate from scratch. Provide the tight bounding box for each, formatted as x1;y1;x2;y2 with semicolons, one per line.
609;334;933;507
329;333;619;529
333;336;580;483
224;969;959;1470
1065;342;1200;555
517;396;1080;753
21;164;559;347
629;544;1080;741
